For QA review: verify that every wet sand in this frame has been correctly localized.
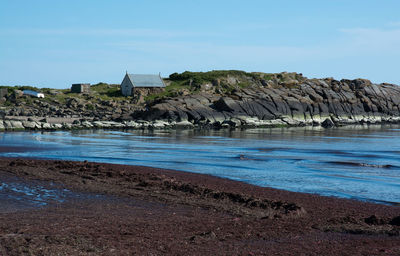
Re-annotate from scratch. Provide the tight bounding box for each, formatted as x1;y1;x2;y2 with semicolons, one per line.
0;157;399;255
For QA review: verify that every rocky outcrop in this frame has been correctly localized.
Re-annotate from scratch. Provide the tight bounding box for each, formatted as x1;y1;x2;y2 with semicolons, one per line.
135;78;400;128
2;72;400;130
0;118;182;131
0;97;140;122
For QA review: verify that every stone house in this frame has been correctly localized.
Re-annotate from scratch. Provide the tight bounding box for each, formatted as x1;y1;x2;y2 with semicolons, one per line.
71;83;91;93
120;73;166;96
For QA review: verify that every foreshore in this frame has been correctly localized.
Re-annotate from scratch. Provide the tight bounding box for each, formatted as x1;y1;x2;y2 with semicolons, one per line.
0;157;399;255
2;115;400;132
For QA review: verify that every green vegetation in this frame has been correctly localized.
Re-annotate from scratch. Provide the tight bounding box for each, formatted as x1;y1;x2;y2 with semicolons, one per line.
1;70;306;106
0;82;127;109
145;70;263;102
145;81;191;102
90;83;125;100
146;69;306;102
86;103;94;110
169;70;258;86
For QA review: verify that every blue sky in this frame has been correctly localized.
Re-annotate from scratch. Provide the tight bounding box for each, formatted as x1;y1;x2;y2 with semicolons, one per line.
1;0;400;88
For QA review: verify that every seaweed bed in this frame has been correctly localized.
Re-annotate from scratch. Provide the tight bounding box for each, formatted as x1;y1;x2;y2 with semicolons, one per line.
0;157;399;255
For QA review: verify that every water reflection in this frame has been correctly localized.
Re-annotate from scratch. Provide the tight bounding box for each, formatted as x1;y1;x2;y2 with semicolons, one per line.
0;124;399;204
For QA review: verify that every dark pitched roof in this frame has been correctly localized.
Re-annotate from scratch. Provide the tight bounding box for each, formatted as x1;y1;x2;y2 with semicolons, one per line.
127;74;165;88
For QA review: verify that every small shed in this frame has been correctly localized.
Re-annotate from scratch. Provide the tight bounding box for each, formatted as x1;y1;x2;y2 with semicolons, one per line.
23;90;44;98
71;83;91;93
120;73;166;96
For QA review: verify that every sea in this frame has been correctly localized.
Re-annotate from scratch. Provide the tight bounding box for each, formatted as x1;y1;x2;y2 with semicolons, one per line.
0;124;400;208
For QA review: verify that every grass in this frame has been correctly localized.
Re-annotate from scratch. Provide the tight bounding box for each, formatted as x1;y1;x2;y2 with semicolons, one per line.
0;82;128;109
86;104;94;110
90;83;126;101
144;80;192;102
0;70;306;107
169;70;259;86
145;70;264;102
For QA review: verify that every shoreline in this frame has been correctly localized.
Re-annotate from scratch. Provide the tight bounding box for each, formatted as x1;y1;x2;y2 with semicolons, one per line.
0;157;399;255
2;115;400;131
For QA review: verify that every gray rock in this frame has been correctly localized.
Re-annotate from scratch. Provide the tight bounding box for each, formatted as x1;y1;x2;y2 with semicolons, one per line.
11;120;24;129
223;118;242;127
22;121;37;129
151;120;169;129
92;121;105;128
321;118;335;128
106;121;125;128
124;121;139;128
52;123;63;129
62;123;73;129
175;120;194;128
81;121;93;128
42;123;52;129
3;120;11;129
214;97;244;113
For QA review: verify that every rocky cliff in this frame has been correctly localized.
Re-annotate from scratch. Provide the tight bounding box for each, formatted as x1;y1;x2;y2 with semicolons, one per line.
1;71;400;130
134;71;400;128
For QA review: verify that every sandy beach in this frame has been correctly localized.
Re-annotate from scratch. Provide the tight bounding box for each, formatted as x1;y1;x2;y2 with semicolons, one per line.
0;157;399;255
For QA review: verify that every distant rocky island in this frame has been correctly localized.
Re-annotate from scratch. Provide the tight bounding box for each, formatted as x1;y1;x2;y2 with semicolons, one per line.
1;70;400;130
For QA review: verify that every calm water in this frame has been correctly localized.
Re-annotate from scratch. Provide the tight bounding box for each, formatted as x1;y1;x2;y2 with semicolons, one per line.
1;125;400;205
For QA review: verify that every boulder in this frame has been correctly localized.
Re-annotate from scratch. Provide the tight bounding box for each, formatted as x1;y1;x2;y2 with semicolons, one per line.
214;97;244;113
62;123;73;129
22;121;37;129
52;123;63;129
321;118;335;128
92;121;105;128
81;121;93;128
124;121;139;128
175;120;194;128
151;120;169;129
42;123;52;129
223;118;242;127
3;120;24;129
